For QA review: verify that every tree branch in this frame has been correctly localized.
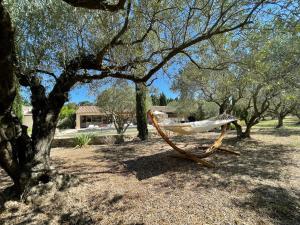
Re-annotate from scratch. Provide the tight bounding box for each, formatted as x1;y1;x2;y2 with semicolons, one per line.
62;0;126;11
139;1;265;82
96;1;131;63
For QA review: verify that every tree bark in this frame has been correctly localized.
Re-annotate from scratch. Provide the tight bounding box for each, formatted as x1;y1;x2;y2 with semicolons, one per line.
0;1;15;114
243;125;252;138
276;115;284;128
135;82;148;140
232;121;253;139
232;121;243;138
0;2;36;194
0;3;74;195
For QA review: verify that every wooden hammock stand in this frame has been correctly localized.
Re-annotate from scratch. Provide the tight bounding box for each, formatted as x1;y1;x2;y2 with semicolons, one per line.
147;110;240;167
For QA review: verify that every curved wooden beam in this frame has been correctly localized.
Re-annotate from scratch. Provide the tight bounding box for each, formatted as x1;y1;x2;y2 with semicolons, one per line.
147;110;214;167
196;125;227;159
147;110;239;167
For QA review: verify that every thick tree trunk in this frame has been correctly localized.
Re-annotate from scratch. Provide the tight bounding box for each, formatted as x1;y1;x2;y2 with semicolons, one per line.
276;115;284;128
219;104;226;114
0;3;43;195
0;2;24;193
243;125;252;138
0;2;16;113
296;114;300;125
135;82;148;140
232;121;253;139
232;121;243;138
0;4;72;195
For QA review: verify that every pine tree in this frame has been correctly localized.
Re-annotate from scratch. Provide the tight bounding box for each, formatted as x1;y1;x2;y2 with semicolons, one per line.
159;93;167;106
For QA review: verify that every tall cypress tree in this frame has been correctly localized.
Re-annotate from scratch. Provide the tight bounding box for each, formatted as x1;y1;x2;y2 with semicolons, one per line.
135;82;148;140
159;93;167;106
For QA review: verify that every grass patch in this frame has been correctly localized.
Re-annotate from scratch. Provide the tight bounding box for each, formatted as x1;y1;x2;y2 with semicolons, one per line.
254;117;300;130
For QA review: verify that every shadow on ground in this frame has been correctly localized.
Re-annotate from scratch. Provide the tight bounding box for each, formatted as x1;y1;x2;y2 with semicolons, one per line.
233;185;300;225
93;135;299;224
97;136;296;185
254;128;300;137
1;131;298;224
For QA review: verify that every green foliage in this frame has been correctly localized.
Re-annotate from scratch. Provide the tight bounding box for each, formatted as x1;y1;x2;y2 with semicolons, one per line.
78;101;93;106
169;99;219;120
59;103;77;120
159;93;167;106
74;133;95;148
12;86;23;122
151;94;159;105
151;92;174;106
173;23;299;134
58;103;77;129
97;82;135;134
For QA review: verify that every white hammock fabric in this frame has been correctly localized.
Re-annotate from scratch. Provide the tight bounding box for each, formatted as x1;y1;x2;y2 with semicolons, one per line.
156;114;237;135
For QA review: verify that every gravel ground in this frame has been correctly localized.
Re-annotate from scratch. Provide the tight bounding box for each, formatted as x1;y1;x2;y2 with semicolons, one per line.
0;129;299;225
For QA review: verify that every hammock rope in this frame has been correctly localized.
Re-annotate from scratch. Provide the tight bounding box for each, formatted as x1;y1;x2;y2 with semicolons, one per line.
147;110;240;167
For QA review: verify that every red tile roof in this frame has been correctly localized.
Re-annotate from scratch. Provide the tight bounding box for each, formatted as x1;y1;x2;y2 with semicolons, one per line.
76;106;105;114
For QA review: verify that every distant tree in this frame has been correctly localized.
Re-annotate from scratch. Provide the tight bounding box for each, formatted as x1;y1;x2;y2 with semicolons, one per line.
172;33;244;115
78;101;93;106
151;94;159;106
159;93;167;106
97;82;135;143
293;106;300;124
232;28;300;138
57;103;77;129
268;91;298;128
169;99;219;121
166;97;175;104
135;82;152;140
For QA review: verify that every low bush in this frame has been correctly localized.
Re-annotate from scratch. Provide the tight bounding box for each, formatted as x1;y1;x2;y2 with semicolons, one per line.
74;133;95;148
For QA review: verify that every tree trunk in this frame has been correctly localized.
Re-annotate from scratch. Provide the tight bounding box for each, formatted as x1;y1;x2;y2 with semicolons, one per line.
243;125;252;138
0;2;29;194
276;115;284;128
232;121;253;139
135;82;148;140
115;134;125;144
0;3;47;195
232;121;243;138
0;3;72;195
296;114;300;125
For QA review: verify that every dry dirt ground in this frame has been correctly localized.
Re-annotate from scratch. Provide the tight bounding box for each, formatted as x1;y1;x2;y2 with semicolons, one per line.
0;129;299;225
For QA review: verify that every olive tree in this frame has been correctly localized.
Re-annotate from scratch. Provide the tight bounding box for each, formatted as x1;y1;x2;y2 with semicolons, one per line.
97;82;135;143
0;0;135;196
233;28;300;138
123;0;275;140
172;32;246;116
268;90;298;128
0;0;284;197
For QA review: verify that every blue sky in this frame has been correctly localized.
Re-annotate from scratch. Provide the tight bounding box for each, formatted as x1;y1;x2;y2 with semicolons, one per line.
69;61;183;104
68;59;187;103
21;64;182;104
69;73;179;104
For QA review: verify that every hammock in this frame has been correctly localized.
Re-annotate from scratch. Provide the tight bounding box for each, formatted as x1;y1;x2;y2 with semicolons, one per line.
148;110;240;168
156;113;237;135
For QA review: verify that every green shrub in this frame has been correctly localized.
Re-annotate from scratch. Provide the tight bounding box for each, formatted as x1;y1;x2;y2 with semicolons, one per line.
58;114;76;129
58;103;77;129
228;123;236;130
74;133;95;148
